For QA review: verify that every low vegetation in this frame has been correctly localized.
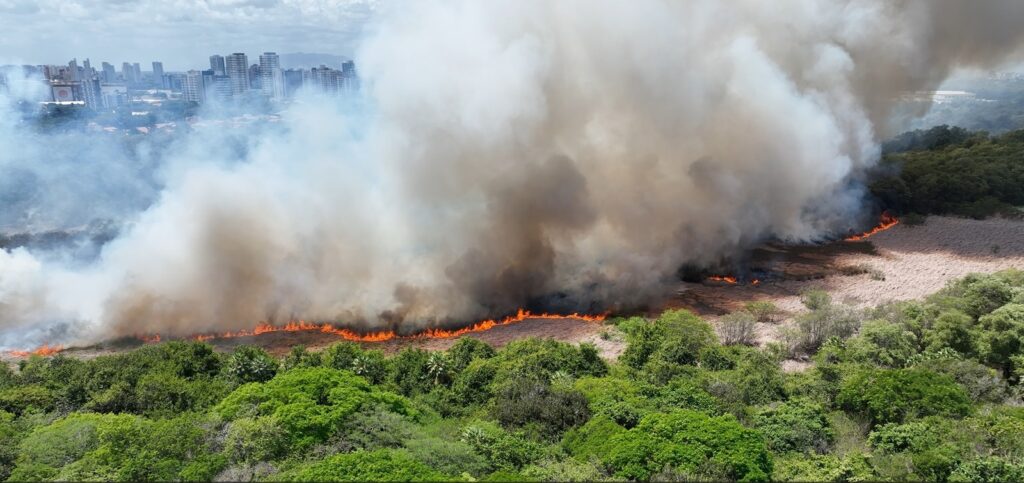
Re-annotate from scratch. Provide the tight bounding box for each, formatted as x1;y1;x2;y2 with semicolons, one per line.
0;270;1023;481
872;125;1024;218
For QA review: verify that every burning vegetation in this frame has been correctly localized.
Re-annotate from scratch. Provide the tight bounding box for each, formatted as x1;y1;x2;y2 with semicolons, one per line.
6;310;606;358
844;212;900;241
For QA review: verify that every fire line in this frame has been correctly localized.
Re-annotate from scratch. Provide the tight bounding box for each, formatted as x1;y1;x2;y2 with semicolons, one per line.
844;212;899;241
5;309;606;357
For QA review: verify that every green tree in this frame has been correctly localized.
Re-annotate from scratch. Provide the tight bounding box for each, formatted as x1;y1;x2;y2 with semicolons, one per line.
836;368;972;425
224;345;279;385
280;449;445;481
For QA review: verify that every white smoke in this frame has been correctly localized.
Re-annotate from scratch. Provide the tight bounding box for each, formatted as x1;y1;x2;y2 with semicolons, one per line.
2;0;1024;347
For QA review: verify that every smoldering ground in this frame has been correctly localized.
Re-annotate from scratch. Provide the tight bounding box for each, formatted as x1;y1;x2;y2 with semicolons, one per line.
2;0;1024;348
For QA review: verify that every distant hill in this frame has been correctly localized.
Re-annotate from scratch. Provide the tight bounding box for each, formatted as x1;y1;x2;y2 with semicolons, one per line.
280;52;350;69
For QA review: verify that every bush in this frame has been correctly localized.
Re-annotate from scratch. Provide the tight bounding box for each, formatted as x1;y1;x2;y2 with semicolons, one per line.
224;345;279;385
223;416;288;463
801;289;832;311
461;422;544;471
836;368;972;425
492;377;590;440
718;311;758;346
977;303;1024;378
950;457;1024;483
280;449;445;481
962;278;1014;318
791;303;862;355
215;367;412;450
745;301;782;323
754;399;834;454
923;310;978;356
845;320;918;367
604;410;773;481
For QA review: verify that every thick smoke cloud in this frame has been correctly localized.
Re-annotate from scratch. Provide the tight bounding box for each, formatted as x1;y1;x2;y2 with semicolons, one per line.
2;0;1024;347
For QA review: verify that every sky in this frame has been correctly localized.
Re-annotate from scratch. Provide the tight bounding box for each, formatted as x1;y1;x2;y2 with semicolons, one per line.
0;0;378;70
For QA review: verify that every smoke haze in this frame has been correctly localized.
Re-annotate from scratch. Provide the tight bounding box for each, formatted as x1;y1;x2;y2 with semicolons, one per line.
3;0;1024;347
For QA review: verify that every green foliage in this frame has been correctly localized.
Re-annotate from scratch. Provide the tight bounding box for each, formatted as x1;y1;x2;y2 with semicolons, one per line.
282;345;323;370
950;456;1024;483
461;421;545;471
447;337;496;373
621;310;717;372
0;273;1021;482
837;368;972;425
224;345;279;385
745;300;781;323
872;128;1024;217
492;377;590;440
977;303;1024;378
605;410;772;481
923;309;978;356
280;449;446;482
845;319;919;367
754;398;834;454
215;367;411;450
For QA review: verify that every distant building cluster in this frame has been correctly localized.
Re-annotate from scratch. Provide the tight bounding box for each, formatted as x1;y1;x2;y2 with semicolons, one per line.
1;52;359;110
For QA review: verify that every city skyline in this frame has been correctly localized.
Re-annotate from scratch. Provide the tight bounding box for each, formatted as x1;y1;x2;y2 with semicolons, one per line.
0;0;376;70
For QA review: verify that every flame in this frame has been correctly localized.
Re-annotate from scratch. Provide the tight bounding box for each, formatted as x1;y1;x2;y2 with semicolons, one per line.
707;275;762;286
167;309;606;344
845;212;899;241
5;344;63;358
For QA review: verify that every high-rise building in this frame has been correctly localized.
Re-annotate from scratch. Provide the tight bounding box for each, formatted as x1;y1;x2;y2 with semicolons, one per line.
225;53;249;95
82;59;94;79
81;77;102;109
341;60;359;93
67;59;79;81
182;70;204;103
259;52;285;100
283;69;304;97
121;62;134;84
152;61;165;88
101;62;116;83
132;63;142;84
209;55;226;76
248;64;261;90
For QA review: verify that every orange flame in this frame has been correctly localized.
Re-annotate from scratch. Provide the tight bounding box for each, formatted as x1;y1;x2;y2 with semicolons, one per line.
845;212;899;241
707;275;738;284
5;344;64;358
174;309;606;344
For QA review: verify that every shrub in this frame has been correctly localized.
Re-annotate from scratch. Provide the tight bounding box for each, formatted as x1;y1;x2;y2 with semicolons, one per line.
962;277;1014;318
792;303;862;355
836;368;972;425
447;337;496;373
950;457;1024;483
845;320;918;367
224;345;279;385
801;289;832;311
746;300;782;323
605;410;773;481
492;377;589;439
222;416;288;463
754;399;834;454
718;311;758;346
461;422;544;471
215;367;411;450
977;303;1024;378
923;310;978;356
280;449;445;482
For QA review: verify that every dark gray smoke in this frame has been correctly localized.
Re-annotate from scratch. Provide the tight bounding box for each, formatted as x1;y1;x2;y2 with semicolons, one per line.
2;0;1024;347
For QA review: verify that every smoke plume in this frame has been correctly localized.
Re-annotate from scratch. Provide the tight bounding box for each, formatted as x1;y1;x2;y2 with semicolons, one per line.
2;0;1024;347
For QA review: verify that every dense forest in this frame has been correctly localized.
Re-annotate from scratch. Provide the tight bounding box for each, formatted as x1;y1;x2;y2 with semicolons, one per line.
0;270;1022;481
872;126;1024;219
